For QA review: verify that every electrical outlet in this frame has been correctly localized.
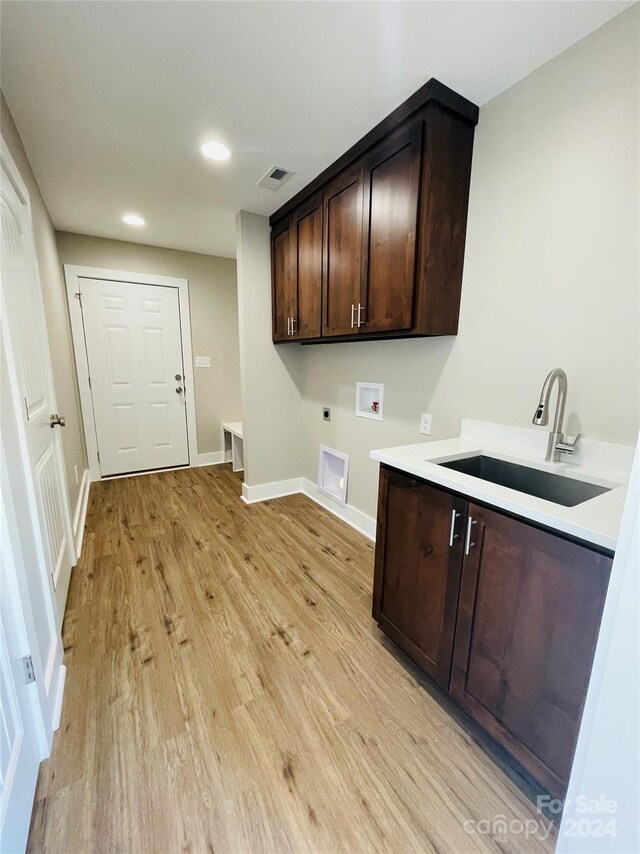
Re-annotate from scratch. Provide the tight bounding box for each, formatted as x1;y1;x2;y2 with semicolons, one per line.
322;407;331;422
419;413;432;435
195;356;211;368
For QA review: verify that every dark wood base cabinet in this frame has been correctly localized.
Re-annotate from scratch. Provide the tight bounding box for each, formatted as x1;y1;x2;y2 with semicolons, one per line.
373;468;467;689
373;465;612;798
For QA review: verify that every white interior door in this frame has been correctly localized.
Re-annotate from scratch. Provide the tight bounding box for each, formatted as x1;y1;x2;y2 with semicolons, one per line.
80;278;190;476
1;145;67;851
0;152;74;623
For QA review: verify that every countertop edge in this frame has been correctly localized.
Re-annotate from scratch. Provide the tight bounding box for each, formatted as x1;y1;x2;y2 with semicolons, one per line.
370;445;622;553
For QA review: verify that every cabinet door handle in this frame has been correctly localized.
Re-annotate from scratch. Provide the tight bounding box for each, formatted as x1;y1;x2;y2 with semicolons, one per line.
465;517;478;555
358;303;367;329
292;316;297;334
351;304;355;328
287;317;291;335
449;510;461;546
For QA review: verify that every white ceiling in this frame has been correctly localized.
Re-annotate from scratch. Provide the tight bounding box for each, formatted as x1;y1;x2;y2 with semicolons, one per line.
1;1;632;259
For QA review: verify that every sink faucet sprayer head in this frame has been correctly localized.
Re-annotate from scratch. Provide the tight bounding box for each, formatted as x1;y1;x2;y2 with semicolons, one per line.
532;400;548;426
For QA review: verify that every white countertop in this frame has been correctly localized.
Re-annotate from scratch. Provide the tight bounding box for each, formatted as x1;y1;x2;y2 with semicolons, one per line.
370;420;634;552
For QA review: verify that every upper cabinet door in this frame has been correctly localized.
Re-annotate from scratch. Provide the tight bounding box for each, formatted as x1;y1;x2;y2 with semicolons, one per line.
360;123;423;334
271;220;295;341
293;198;322;340
322;166;364;337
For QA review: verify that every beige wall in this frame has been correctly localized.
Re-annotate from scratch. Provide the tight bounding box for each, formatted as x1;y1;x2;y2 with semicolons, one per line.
55;232;242;457
1;93;88;513
236;211;305;487
242;6;640;519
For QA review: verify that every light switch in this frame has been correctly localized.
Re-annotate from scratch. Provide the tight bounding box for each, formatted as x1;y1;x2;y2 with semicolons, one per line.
195;356;211;368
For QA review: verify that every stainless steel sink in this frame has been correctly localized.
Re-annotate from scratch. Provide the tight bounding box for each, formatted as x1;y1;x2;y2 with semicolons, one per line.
437;455;611;507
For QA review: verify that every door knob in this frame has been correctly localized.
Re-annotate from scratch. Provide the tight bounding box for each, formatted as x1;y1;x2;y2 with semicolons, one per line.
175;387;183;394
50;414;66;428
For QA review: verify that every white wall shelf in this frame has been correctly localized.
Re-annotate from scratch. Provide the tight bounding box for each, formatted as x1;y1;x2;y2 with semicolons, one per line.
356;382;384;421
318;445;349;506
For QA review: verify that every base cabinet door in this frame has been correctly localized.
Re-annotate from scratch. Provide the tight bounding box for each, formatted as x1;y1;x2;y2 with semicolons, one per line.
373;467;467;688
450;504;612;797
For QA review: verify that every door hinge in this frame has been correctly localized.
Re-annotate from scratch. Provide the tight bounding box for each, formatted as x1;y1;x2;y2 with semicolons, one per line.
96;450;100;463
22;655;36;684
88;375;91;389
74;291;82;306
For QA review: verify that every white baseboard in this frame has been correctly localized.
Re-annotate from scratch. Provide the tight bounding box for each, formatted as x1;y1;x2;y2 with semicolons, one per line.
87;454;225;485
197;451;226;467
240;476;376;541
242;478;302;504
72;469;90;561
301;478;376;541
51;663;66;733
196;451;226;466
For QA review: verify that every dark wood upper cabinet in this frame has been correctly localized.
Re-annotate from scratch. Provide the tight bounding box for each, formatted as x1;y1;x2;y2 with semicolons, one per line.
271;198;323;341
322;167;364;337
271;221;295;342
360;123;423;334
294;197;323;340
270;79;478;344
450;504;611;798
373;467;467;689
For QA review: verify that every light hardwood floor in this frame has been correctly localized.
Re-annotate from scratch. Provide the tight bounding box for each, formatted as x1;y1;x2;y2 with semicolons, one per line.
28;465;556;854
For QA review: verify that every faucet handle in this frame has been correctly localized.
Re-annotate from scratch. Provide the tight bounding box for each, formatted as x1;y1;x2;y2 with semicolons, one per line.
556;433;581;455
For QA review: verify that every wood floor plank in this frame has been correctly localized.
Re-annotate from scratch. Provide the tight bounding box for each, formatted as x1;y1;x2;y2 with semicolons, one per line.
28;465;556;853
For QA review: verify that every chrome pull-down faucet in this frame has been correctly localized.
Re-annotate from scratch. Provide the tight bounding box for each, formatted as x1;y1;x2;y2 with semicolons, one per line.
532;368;581;462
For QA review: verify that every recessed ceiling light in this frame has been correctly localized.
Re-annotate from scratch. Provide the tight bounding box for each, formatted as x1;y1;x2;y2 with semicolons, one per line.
201;140;231;161
122;213;145;226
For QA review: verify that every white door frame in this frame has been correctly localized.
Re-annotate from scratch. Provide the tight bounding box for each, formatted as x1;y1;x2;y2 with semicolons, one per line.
64;265;198;482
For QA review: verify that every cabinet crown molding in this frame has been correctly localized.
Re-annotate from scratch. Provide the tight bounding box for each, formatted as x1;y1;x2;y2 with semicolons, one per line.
270;77;478;227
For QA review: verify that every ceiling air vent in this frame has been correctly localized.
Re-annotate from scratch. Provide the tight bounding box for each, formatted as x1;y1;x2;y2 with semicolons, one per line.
257;165;295;191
